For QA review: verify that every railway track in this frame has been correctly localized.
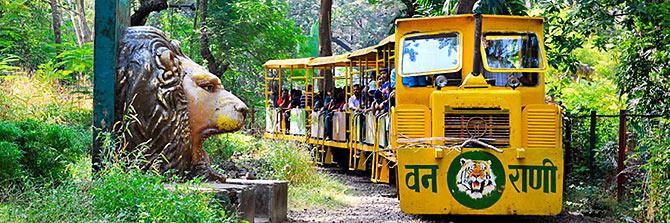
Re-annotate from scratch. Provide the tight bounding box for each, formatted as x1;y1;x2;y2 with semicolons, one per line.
288;167;610;223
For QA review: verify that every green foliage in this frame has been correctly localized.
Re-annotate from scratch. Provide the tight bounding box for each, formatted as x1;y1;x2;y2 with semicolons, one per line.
288;173;350;209
4;181;94;222
91;166;232;223
635;122;670;221
207;0;306;108
0;76;92;127
0;0;54;69
203;133;257;163
0;54;20;75
564;183;617;217
204;133;350;209
0;164;234;223
473;0;527;15
0;120;88;186
206;133;316;183
55;42;94;81
147;7;201;60
0;142;23;184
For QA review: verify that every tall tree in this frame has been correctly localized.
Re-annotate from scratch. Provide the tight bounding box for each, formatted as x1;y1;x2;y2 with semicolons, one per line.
50;0;62;59
77;0;91;42
65;0;83;45
318;0;333;92
198;0;228;77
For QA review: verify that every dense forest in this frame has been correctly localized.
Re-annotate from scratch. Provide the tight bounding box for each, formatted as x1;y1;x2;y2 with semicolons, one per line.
0;0;669;222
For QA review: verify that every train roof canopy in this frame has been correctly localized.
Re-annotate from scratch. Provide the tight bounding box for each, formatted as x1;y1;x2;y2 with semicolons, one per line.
309;54;350;67
376;35;395;48
263;57;313;69
347;46;377;59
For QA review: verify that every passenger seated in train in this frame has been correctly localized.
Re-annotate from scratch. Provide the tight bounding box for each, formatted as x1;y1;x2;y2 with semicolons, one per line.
300;85;313;108
283;89;302;132
374;71;391;114
313;93;323;111
323;90;335;139
389;68;396;108
277;88;289;109
362;82;375;110
324;88;347;140
270;84;279;107
348;84;363;112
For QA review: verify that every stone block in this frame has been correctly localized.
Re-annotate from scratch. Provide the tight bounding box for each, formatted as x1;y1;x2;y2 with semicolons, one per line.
226;179;288;223
164;183;255;222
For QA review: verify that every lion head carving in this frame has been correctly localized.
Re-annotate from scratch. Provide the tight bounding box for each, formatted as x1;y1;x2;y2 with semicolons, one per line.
114;26;247;181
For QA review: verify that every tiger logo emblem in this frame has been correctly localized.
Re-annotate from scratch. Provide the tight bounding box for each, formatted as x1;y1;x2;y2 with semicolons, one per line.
456;158;497;199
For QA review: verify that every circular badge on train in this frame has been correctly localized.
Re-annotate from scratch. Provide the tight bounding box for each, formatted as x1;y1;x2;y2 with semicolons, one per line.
447;151;505;209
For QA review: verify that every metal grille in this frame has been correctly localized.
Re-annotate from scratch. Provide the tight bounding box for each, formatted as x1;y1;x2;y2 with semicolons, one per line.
397;109;428;138
444;110;510;147
526;108;558;149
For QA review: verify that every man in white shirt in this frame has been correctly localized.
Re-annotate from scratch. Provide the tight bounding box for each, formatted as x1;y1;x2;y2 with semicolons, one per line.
348;84;362;112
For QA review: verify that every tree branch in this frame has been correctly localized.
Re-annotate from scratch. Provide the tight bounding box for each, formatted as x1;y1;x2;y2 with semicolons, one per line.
131;0;168;26
198;0;226;77
332;36;352;51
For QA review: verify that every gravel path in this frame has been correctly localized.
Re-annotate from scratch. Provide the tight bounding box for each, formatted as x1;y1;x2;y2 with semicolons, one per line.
288;167;610;223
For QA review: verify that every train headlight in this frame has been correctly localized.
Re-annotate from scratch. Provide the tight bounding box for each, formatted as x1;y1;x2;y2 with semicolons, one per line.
508;76;521;89
435;75;448;89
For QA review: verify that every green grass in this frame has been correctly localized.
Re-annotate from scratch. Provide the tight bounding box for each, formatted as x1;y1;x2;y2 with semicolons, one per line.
288;174;351;209
204;133;352;210
0;162;235;223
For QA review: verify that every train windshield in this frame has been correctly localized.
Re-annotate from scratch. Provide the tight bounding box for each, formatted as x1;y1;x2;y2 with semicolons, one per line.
482;33;544;70
400;32;460;76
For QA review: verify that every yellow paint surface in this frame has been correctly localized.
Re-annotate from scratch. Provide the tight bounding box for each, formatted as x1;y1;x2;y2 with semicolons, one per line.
216;114;239;131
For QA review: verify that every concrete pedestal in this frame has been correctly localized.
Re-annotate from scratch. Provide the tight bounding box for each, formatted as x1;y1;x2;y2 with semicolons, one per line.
164;179;288;223
227;179;288;223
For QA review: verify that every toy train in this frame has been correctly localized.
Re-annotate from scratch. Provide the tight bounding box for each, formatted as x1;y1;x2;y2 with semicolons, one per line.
263;14;563;216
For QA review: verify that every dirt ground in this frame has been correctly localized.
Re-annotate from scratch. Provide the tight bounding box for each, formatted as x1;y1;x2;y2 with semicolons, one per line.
287;167;610;223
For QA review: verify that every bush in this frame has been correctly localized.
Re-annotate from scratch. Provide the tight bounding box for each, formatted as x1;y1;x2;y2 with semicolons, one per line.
564;183;616;217
0;120;88;186
91;166;232;223
0;165;234;223
0;141;23;183
0;76;91;127
203;133;257;163
638;124;670;221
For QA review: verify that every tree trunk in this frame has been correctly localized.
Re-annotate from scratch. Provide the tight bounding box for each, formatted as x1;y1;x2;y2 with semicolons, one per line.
198;0;228;77
50;0;62;59
77;0;92;42
400;0;416;17
131;0;168;26
65;0;83;46
318;0;333;92
455;0;477;14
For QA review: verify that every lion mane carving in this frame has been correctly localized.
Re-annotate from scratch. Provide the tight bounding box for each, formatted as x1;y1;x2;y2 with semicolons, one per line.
114;26;247;182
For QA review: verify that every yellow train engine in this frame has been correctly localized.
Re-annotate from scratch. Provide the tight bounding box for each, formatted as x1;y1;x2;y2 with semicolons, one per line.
263;14;563;216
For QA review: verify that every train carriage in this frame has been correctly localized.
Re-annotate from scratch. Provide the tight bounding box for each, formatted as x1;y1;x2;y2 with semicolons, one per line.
263;14;563;216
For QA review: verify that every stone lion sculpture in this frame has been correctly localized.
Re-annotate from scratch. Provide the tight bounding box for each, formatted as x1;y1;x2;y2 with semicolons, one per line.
114;26;248;182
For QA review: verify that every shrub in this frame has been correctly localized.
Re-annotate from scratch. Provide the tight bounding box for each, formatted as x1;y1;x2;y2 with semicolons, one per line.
203;133;257;163
0;76;91;127
564;183;616;217
91;166;232;223
0;141;23;183
0;120;88;186
0;165;235;223
638;124;670;221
